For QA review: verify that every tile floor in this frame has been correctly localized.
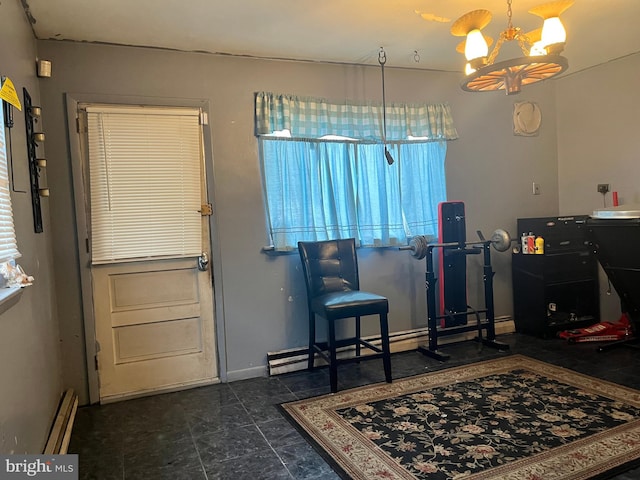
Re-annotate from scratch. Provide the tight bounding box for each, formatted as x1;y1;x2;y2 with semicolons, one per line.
69;333;640;479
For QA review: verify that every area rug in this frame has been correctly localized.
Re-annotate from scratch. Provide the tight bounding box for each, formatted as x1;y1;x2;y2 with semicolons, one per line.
280;355;640;479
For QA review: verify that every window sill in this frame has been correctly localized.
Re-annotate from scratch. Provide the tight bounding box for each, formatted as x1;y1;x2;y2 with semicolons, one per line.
0;287;24;315
261;246;297;256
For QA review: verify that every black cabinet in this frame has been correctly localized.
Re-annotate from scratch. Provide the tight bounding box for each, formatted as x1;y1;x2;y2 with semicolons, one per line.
512;216;599;337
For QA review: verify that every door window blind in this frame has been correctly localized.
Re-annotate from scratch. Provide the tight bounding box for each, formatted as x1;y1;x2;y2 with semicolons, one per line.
86;105;203;264
0;100;20;263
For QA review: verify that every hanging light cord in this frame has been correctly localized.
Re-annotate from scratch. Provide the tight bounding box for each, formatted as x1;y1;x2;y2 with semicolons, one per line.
378;48;394;165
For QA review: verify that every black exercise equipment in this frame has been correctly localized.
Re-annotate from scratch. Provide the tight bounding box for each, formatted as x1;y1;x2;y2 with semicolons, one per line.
404;227;512;260
400;201;510;361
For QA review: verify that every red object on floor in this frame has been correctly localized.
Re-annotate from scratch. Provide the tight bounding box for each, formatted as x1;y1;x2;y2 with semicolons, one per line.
558;313;631;343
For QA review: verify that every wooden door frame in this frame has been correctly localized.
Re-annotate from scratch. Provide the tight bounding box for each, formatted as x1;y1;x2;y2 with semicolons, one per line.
65;93;228;404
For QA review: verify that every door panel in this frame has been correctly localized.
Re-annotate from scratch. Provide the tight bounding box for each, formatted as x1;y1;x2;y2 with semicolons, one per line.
93;258;216;401
114;318;203;362
108;267;200;326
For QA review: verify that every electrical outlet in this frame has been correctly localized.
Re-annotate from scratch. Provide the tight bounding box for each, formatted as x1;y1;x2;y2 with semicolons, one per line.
532;182;540;195
597;183;610;194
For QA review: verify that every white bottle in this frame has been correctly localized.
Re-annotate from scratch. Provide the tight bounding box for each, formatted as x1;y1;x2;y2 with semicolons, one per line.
521;233;529;254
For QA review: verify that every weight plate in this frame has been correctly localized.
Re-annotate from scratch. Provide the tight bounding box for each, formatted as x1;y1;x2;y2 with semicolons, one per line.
408;235;428;259
491;228;512;252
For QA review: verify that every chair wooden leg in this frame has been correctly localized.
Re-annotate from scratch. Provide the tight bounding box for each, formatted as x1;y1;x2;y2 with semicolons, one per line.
328;319;338;393
380;312;392;384
308;311;316;370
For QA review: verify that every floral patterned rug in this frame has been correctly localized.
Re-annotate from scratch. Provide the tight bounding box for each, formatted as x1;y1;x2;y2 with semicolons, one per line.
280;355;640;479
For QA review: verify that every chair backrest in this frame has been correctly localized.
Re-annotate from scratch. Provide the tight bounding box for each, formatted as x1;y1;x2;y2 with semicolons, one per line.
298;239;360;299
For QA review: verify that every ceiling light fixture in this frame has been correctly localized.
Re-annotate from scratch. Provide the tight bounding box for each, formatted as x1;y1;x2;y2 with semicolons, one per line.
450;0;573;95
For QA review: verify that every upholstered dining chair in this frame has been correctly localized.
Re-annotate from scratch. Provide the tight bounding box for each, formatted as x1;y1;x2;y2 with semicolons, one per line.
297;238;392;393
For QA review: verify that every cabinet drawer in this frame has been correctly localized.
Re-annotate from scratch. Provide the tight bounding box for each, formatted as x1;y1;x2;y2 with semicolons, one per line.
512;251;596;283
543;252;596;283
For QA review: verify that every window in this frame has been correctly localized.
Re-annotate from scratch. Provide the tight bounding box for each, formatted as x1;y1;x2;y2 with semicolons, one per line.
84;105;203;264
255;93;457;251
0;100;20;264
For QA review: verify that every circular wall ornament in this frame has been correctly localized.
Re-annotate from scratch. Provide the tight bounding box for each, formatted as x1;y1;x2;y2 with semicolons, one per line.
513;101;541;136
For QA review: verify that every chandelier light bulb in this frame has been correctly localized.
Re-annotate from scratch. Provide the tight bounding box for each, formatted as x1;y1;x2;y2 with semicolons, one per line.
541;17;566;47
465;29;489;61
529;41;547;56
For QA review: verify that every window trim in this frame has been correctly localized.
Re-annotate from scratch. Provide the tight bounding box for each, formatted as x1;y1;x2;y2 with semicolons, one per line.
0;99;21;264
0;287;23;314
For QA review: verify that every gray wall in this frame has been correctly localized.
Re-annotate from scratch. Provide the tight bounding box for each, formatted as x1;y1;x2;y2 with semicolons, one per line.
36;40;560;405
556;52;640;321
0;2;62;453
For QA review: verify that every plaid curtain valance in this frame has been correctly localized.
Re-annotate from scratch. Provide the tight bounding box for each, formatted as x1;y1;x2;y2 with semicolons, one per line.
255;92;458;142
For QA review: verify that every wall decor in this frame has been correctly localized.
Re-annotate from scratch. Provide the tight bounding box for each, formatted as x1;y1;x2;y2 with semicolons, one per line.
23;88;44;233
513;101;541;136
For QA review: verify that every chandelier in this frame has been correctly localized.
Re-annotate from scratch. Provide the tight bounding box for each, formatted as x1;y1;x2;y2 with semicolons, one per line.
450;0;573;94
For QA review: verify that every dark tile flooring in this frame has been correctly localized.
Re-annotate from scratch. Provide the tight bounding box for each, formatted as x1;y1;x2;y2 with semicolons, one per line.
70;333;640;479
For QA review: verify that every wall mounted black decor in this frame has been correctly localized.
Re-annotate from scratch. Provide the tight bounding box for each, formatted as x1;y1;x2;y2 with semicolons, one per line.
23;88;44;233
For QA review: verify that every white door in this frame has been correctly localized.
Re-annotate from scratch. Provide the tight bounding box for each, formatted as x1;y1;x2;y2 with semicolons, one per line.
80;104;217;403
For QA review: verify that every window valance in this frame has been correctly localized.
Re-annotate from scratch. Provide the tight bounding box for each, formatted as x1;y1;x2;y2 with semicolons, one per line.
255;92;458;142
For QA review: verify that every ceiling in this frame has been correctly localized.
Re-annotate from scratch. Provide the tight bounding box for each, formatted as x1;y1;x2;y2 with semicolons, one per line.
21;0;640;75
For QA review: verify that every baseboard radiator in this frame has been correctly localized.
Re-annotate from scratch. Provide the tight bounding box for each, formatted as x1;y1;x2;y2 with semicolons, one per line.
267;317;515;376
44;389;78;455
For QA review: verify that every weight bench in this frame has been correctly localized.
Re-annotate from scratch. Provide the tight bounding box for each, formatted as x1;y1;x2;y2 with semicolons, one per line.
401;201;510;361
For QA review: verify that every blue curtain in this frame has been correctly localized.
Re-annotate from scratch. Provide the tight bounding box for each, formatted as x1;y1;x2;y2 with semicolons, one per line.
260;140;359;248
355;143;405;246
400;142;448;237
256;92;455;251
260;139;448;250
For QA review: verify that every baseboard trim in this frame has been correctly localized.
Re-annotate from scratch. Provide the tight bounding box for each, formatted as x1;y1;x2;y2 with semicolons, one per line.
267;317;515;376
100;377;220;404
44;389;78;455
226;365;269;382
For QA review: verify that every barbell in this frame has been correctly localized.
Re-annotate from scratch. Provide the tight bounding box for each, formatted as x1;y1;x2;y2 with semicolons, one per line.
400;228;513;260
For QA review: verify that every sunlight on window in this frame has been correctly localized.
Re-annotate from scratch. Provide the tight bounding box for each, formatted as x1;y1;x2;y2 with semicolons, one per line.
266;129;292;137
319;135;358;141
